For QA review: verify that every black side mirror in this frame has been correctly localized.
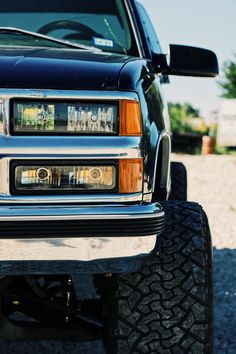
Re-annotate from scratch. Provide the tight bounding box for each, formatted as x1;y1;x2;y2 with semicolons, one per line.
167;44;219;77
153;45;218;77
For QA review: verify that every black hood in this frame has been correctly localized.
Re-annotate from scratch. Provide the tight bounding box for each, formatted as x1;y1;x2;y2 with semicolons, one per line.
0;47;133;90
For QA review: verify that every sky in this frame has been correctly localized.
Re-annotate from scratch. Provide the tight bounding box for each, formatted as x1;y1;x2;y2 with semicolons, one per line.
141;0;236;117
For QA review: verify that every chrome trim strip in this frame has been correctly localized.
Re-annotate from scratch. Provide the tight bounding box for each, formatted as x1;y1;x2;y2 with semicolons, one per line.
0;89;139;99
0;137;142;157
0;203;163;221
0;234;157;262
0;194;142;204
0;89;138;100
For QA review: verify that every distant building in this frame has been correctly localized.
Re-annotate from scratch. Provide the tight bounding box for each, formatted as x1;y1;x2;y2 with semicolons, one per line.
217;99;236;147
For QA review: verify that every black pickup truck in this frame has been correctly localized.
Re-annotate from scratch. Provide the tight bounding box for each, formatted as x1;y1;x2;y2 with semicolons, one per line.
0;1;218;353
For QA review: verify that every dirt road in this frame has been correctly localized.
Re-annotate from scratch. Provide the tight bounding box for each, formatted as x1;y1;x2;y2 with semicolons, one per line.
172;154;236;354
173;154;236;249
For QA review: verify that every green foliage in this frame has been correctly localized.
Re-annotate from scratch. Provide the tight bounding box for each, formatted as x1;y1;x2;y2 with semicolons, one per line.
214;146;236;155
168;102;201;133
219;55;236;98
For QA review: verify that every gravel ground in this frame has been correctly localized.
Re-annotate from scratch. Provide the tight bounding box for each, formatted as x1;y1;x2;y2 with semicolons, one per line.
172;154;236;354
0;154;235;353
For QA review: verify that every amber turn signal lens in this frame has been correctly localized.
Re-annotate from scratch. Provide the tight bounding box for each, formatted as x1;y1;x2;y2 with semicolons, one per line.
119;159;143;193
119;100;142;136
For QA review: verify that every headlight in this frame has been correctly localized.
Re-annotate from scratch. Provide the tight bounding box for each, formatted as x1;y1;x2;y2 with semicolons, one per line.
12;100;118;134
11;99;142;136
11;159;143;195
12;163;116;193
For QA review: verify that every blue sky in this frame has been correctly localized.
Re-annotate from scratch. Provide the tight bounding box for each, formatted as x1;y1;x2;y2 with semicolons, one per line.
141;0;236;116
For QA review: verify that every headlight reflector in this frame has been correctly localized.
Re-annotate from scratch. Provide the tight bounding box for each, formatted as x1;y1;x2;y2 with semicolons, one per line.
12;101;118;134
13;164;116;193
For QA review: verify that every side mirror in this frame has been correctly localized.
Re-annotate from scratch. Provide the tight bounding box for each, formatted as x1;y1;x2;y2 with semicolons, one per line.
153;45;218;77
167;44;219;77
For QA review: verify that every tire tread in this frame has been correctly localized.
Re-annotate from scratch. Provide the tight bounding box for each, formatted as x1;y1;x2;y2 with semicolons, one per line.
107;201;213;354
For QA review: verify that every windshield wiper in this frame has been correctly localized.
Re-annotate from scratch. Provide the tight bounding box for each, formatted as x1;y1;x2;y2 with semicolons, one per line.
0;27;101;52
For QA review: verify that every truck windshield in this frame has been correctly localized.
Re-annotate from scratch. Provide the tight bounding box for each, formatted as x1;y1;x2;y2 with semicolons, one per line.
0;0;139;55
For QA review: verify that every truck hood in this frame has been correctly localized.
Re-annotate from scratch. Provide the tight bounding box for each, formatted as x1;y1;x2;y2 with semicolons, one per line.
0;47;133;90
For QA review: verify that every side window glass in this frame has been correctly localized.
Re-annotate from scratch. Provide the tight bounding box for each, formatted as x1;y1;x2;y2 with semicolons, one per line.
135;2;162;54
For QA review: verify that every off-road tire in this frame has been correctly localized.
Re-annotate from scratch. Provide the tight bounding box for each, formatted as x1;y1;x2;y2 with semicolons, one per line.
169;162;187;200
106;201;213;354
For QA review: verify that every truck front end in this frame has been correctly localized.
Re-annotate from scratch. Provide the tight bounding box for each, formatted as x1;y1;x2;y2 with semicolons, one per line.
0;88;164;274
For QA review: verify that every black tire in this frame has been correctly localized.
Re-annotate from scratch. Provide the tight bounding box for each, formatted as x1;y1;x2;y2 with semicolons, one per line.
169;162;187;201
106;201;213;354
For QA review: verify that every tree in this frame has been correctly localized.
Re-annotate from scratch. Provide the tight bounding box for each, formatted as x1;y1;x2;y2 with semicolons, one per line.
168;102;200;133
219;55;236;98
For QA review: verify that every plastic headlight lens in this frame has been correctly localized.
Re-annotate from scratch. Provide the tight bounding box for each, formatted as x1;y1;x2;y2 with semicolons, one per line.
119;159;143;193
119;101;142;136
12;101;118;134
14;165;116;192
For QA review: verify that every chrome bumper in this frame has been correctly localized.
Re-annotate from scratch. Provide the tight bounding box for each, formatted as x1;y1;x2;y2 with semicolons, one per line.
0;203;164;274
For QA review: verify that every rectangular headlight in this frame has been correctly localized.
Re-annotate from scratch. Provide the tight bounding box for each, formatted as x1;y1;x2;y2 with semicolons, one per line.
12;100;118;135
12;163;116;193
